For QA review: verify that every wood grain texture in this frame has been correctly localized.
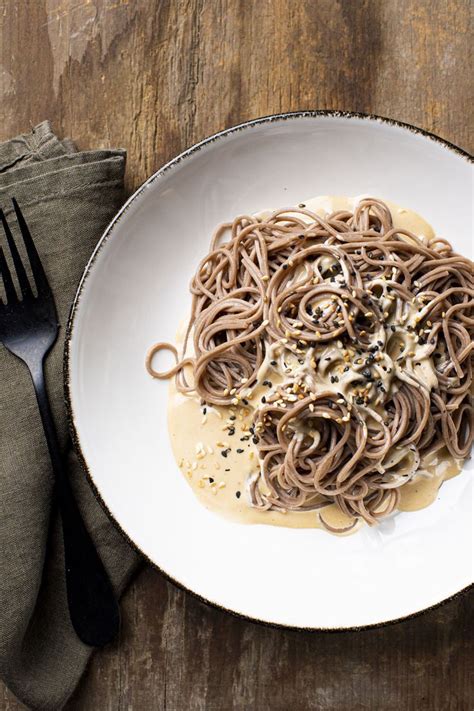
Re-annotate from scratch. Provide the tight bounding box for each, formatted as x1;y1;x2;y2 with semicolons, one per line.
1;0;473;709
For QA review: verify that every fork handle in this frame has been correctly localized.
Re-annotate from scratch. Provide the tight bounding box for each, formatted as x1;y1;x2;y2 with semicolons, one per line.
29;359;120;647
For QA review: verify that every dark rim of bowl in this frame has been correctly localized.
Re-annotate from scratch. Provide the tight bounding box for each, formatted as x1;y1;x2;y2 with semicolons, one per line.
64;110;473;632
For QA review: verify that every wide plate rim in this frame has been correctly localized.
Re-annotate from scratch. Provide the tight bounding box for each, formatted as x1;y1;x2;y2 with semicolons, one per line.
64;110;473;631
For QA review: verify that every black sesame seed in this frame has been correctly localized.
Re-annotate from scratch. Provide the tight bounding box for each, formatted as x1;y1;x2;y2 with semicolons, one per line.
390;325;396;332
225;468;230;472
261;396;266;403
228;427;235;436
270;360;277;366
235;491;241;498
355;396;365;405
236;448;244;454
209;478;214;483
230;415;236;421
343;366;349;372
202;407;207;414
242;398;249;405
252;436;259;444
362;368;372;379
282;264;289;270
221;450;228;458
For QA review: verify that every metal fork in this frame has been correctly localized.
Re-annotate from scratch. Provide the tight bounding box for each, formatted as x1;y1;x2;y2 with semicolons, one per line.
0;198;120;647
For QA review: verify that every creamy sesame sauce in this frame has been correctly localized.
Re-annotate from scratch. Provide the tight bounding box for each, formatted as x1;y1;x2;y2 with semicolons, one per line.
167;196;463;533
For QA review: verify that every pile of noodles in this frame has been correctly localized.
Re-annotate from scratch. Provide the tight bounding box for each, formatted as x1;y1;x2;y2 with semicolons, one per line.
147;198;473;529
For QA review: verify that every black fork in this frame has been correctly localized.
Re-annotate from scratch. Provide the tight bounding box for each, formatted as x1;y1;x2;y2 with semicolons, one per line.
0;199;120;647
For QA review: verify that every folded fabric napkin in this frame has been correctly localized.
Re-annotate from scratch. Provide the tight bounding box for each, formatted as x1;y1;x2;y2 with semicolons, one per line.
0;122;140;711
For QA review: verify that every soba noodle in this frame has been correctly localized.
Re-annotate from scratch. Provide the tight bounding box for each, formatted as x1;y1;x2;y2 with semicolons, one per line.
146;198;473;528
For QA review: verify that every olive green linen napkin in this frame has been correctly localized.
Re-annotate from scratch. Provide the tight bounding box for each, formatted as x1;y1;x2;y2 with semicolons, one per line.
0;122;140;711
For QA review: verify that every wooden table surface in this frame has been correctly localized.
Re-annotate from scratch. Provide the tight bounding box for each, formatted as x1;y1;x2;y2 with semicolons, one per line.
1;1;472;709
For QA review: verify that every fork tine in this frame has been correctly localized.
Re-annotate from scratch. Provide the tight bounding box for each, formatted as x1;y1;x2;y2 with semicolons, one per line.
0;207;33;299
11;198;50;296
0;245;18;304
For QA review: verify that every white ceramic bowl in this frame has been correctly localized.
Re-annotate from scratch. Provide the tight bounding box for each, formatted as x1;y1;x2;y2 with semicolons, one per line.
66;112;473;629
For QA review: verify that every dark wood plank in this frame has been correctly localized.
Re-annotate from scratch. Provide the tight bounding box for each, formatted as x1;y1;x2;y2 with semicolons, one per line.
0;1;472;709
